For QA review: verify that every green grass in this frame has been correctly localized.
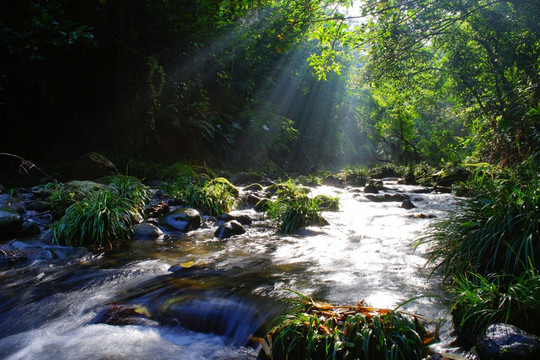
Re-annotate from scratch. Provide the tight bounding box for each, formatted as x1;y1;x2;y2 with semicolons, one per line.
164;176;237;216
52;191;140;247
260;292;430;360
450;266;540;342
417;165;540;277
50;175;150;248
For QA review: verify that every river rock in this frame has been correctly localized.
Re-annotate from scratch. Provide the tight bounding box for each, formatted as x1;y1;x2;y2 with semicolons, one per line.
71;152;118;180
364;184;379;194
322;175;344;188
23;200;52;212
92;303;159;327
0;208;23;234
230;172;262;185
219;213;253;225
0;248;28;267
162;208;201;232
214;220;246;239
401;199;416;209
132;223;163;239
244;183;264;191
254;199;271;212
475;323;540;360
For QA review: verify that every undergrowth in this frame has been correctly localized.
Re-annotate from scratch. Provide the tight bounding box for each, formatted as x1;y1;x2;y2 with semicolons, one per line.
259;292;433;360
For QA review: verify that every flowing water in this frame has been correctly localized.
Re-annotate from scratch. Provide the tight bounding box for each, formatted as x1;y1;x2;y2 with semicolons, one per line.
0;181;464;359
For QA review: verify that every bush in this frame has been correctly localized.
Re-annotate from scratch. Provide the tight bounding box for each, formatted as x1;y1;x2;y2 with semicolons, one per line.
267;196;326;233
259;292;430;360
450;268;540;342
52;191;140;247
109;175;150;211
417;165;540;277
341;165;368;186
164;177;237;216
314;194;340;211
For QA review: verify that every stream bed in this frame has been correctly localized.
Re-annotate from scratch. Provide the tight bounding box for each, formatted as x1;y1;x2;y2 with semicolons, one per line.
0;181;465;359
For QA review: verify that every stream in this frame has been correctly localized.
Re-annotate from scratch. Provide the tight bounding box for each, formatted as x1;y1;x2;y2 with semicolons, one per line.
0;181;464;359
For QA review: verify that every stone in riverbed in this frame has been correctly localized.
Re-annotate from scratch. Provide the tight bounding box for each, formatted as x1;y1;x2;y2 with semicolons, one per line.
400;199;416;209
162;208;201;232
71;152;119;180
214;220;246;239
132;223;163;239
0;208;23;235
475;323;540;360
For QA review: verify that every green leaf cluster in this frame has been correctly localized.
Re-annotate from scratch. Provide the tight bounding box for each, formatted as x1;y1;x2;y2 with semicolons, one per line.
261;292;428;360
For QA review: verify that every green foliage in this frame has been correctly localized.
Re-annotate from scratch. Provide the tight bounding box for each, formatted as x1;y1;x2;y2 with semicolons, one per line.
451;268;540;341
418;165;540;277
314;194;339;211
266;181;326;233
165;177;237;216
260;292;429;360
340;165;368;186
109;175;150;212
51;191;140;248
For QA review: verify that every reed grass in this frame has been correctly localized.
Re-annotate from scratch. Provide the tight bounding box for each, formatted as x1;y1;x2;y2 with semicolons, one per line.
417;164;540;277
450;266;540;341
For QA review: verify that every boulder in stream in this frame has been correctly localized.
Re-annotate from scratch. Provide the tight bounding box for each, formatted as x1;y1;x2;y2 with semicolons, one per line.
162;208;201;232
71;152;119;180
401;199;416;209
214;220;246;239
0;208;23;236
132;223;163;239
475;323;540;360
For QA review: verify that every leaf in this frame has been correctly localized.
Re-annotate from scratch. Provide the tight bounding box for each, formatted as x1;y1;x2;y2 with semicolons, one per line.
275;45;282;54
180;261;194;268
134;306;151;317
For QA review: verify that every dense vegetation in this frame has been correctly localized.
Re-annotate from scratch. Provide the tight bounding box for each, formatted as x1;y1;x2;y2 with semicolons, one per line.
2;0;537;172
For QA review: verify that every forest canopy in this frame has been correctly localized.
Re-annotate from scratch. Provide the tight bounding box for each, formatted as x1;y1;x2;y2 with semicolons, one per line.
1;0;538;171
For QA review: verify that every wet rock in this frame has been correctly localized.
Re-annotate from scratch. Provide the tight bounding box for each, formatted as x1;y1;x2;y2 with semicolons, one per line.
244;183;264;191
385;193;409;202
214;220;246;239
322;175;344;188
230;172;263;186
23;200;52;212
0;208;23;235
71;152;119;180
219;213;253;225
476;323;540;360
363;184;379;194
254;199;271;212
20;221;41;236
132;223;163;239
162;208;201;232
0;184;4;193
92;303;159;327
0;248;28;267
202;215;218;228
247;194;263;207
145;202;170;218
401;199;416;209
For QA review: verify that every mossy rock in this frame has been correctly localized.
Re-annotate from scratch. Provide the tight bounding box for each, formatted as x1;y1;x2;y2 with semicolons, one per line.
208;177;239;197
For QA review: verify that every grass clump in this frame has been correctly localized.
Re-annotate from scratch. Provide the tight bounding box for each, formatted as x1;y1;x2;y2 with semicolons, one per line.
52;191;141;247
266;180;326;233
164;176;237;216
417;164;540;277
341;165;368;186
450;267;540;342
51;175;149;248
314;194;340;211
259;292;431;360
